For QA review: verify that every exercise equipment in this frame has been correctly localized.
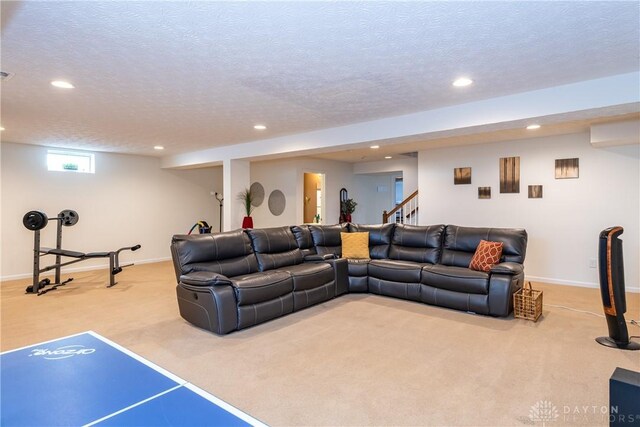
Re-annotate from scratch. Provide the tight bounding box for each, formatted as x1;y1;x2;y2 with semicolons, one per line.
22;209;141;295
596;226;639;350
188;220;212;234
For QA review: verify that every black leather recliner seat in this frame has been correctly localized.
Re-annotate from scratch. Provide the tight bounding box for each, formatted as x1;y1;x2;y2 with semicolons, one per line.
421;225;527;316
245;226;335;312
368;224;445;302
170;223;527;335
171;229;294;335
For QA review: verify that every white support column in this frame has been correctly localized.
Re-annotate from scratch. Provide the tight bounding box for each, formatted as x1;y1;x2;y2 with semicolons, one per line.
223;158;250;231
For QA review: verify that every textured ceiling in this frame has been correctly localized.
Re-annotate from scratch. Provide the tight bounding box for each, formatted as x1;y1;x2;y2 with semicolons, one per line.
1;1;639;156
310;112;640;163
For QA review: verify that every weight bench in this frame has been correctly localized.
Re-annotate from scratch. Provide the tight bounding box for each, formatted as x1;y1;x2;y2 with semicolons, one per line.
22;210;141;295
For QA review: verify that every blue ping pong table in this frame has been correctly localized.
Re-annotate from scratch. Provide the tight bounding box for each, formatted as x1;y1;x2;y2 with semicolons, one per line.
1;331;267;426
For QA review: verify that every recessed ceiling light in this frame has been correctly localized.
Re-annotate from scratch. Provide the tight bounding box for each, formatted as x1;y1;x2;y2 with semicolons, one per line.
385;156;393;159
253;124;267;130
526;124;541;130
51;80;75;89
0;126;4;131
370;145;380;149
153;145;164;150
452;77;473;87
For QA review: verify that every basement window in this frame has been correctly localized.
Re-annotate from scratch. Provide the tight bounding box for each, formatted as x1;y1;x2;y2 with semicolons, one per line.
47;150;95;174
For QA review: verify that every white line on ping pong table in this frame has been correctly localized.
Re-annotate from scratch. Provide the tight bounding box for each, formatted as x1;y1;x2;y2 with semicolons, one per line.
83;385;183;427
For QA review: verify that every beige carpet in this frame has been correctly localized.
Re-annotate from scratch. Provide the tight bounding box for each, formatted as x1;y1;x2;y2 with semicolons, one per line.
2;261;639;426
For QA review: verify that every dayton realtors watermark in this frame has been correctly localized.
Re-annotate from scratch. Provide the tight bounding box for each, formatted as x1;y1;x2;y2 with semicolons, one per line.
528;400;639;425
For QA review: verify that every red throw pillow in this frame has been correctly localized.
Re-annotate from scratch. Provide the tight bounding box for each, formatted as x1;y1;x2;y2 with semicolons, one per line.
469;240;504;272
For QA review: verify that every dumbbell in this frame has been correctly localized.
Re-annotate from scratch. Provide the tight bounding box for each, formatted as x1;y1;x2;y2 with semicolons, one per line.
22;210;79;231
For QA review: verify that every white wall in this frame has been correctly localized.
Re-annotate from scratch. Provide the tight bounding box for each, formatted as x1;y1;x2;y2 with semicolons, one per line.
223;158;249;231
418;132;640;291
351;173;398;224
249;158;353;227
1;142;222;279
353;157;418;198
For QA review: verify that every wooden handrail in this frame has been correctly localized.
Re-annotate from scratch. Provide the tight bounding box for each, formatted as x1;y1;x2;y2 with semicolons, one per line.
383;190;418;223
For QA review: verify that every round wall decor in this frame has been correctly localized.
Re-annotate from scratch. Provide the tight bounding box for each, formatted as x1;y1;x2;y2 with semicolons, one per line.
250;182;265;207
268;190;286;216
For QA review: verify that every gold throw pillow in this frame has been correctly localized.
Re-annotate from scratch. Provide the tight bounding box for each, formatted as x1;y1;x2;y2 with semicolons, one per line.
341;232;370;259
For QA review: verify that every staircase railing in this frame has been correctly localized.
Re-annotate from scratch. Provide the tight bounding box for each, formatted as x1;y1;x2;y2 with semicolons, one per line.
383;190;418;225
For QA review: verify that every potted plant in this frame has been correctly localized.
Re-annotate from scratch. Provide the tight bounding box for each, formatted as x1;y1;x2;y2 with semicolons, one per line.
340;198;357;223
237;188;255;228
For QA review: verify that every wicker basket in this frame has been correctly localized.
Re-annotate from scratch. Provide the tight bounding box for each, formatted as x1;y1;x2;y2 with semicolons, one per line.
513;281;543;321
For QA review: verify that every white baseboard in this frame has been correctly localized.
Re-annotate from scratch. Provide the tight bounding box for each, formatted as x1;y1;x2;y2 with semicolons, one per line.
525;275;640;294
0;257;172;282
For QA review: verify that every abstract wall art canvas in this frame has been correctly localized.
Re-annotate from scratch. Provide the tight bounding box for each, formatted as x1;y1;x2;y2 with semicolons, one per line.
478;187;491;199
454;167;472;185
555;158;579;179
499;156;520;193
528;185;543;199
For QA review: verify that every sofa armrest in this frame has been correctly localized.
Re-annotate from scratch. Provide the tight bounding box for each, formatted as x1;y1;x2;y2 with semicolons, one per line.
304;253;337;261
490;262;524;275
179;271;232;287
488;268;525;317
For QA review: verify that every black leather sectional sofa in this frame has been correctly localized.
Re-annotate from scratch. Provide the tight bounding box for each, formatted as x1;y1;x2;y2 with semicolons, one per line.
170;223;527;335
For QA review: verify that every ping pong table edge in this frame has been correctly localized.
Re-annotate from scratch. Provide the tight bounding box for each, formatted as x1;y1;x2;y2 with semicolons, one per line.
2;330;268;427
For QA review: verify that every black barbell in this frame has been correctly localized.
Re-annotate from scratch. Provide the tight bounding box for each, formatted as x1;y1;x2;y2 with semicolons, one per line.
23;210;79;231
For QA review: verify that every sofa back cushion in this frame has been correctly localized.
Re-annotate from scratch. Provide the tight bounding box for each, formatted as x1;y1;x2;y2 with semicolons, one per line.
290;225;317;257
309;224;348;257
171;230;258;278
348;223;395;259
389;224;445;264
245;227;303;271
441;225;528;267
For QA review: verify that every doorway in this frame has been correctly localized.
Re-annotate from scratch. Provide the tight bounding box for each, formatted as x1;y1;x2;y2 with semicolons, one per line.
303;173;324;224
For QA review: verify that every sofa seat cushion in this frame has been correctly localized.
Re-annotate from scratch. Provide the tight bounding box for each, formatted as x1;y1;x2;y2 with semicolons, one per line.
276;262;334;291
231;271;293;305
421;264;489;295
368;259;425;283
347;259;370;276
